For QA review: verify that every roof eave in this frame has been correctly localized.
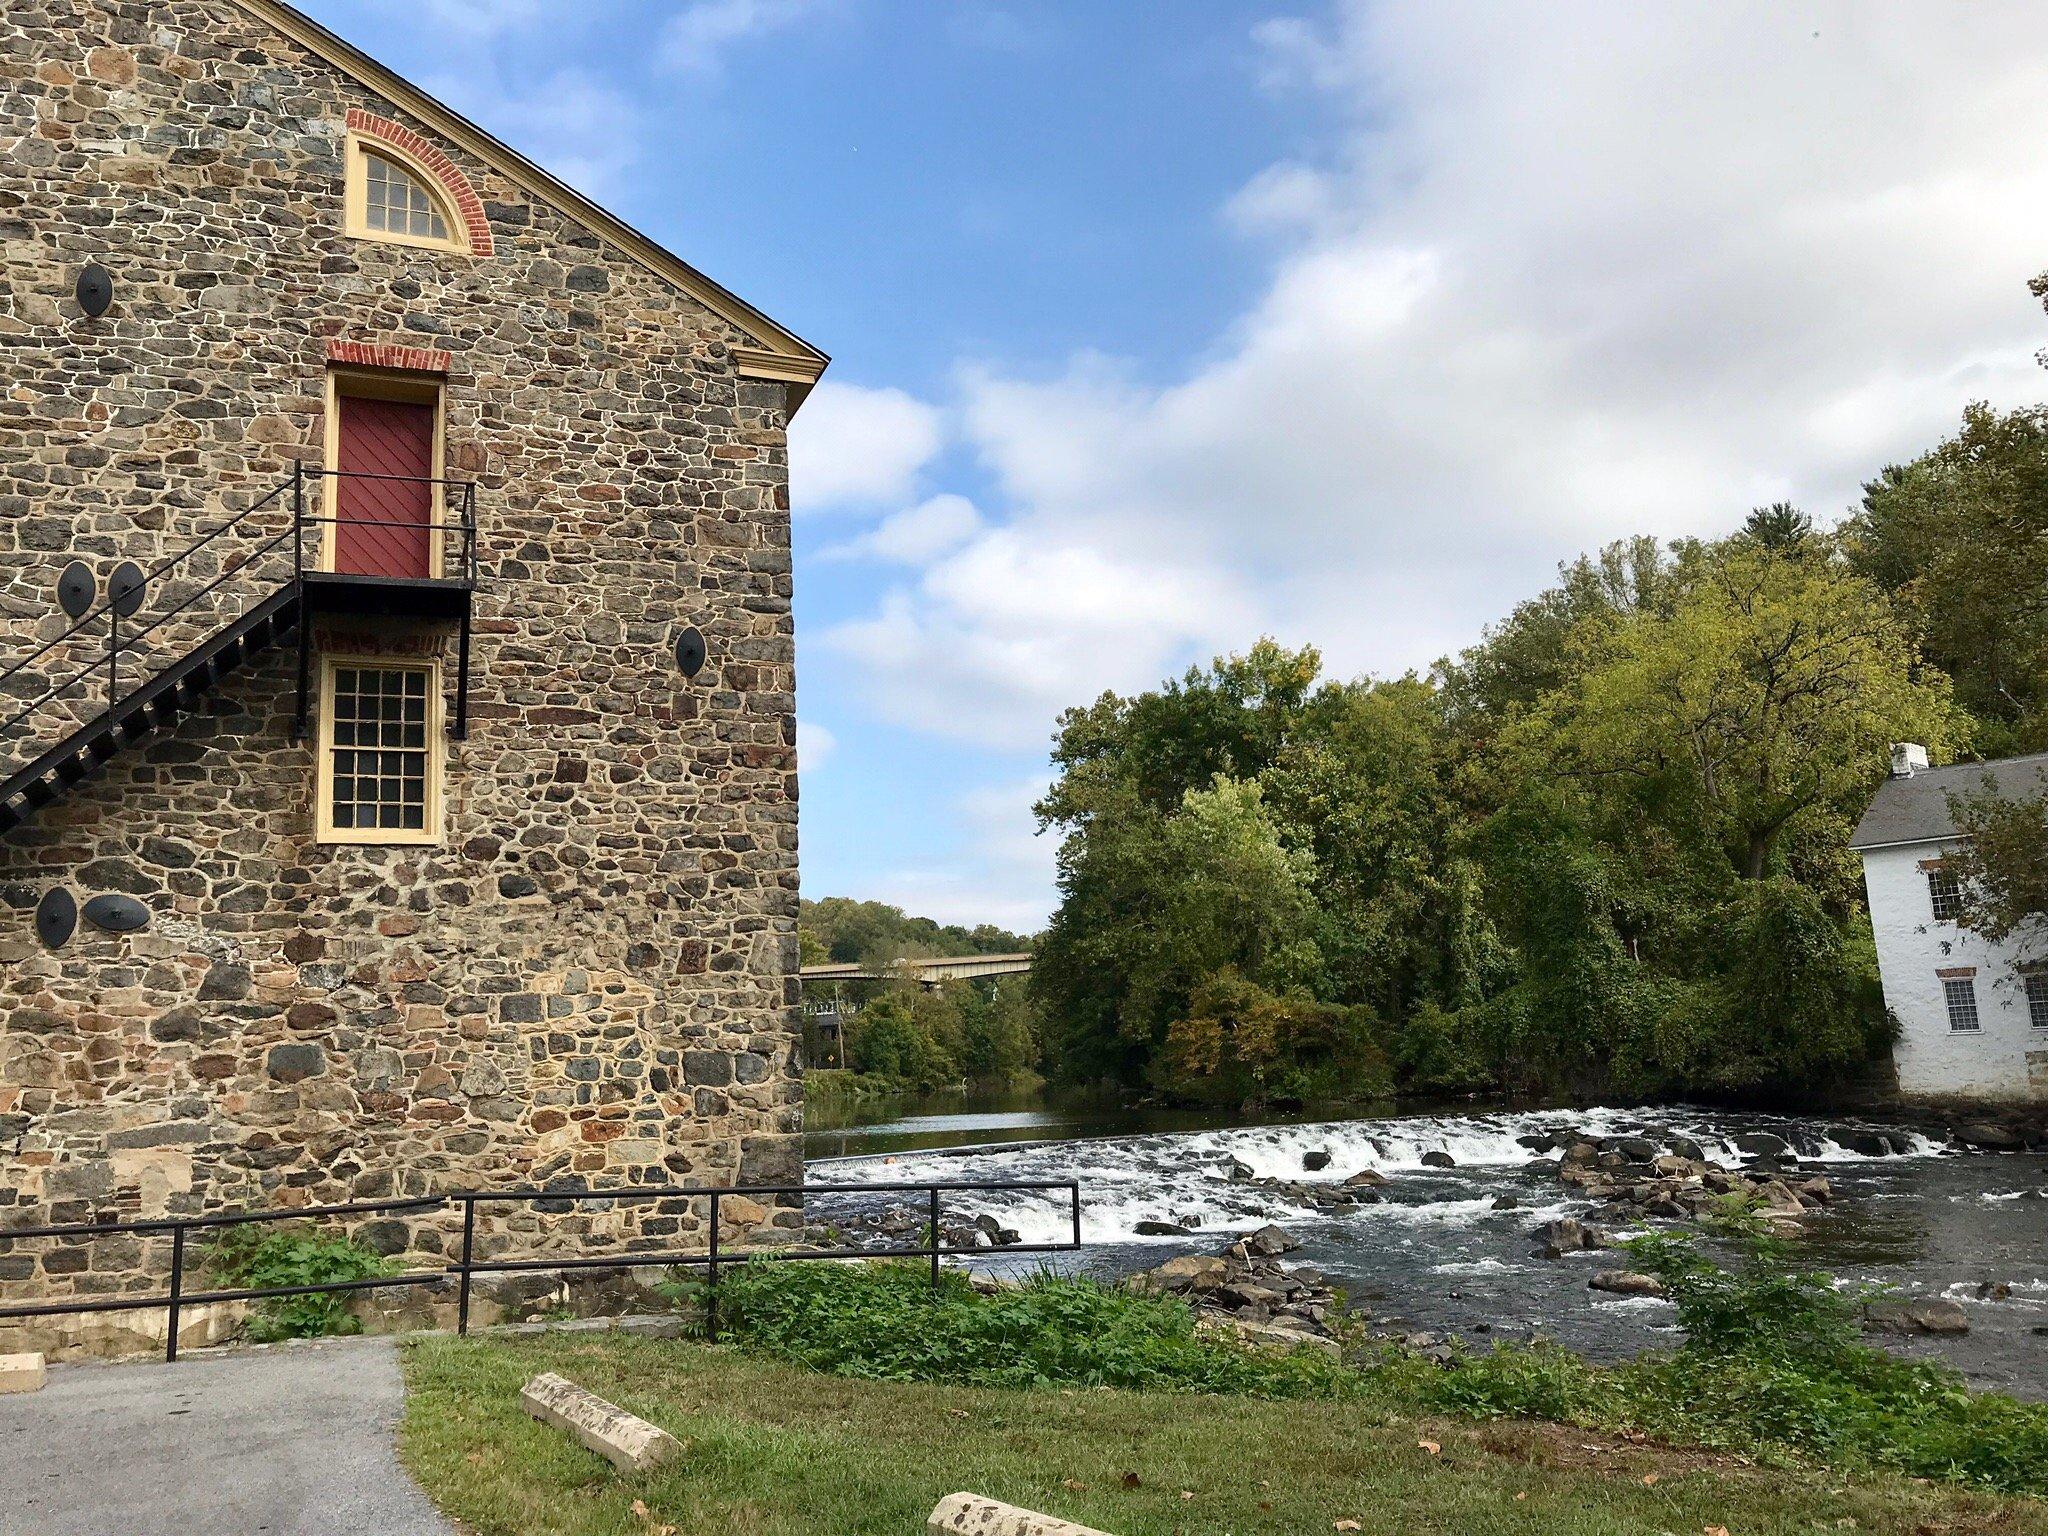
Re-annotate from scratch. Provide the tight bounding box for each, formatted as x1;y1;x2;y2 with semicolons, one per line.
1849;832;1967;855
229;0;830;405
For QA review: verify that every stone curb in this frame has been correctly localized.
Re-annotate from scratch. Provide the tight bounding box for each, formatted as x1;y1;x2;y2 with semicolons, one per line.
519;1371;682;1473
928;1492;1116;1536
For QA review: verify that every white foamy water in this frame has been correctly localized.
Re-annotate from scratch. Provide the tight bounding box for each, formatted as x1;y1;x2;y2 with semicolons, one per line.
818;1103;1944;1248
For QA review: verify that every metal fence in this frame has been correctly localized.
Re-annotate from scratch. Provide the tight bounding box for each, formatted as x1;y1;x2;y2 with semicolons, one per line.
0;1178;1084;1364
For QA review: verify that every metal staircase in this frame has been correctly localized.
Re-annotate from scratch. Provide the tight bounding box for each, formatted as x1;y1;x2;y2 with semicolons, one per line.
0;467;477;839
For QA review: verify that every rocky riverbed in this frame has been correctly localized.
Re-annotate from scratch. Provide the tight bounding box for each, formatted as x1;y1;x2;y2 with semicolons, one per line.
810;1102;2048;1393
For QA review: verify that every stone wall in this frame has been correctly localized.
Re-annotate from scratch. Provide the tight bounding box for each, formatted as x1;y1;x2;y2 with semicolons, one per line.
0;0;805;1349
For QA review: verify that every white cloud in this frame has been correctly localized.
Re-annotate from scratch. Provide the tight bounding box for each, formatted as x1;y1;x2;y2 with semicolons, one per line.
820;494;983;564
422;68;645;202
789;382;946;513
867;776;1057;933
821;528;1256;751
797;719;836;771
838;0;2048;755
660;0;823;72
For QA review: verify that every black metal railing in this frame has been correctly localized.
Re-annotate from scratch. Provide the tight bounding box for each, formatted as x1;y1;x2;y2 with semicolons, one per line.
0;1178;1083;1364
0;463;479;754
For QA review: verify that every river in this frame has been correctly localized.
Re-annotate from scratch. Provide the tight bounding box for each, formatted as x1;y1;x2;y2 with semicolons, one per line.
804;1086;2048;1394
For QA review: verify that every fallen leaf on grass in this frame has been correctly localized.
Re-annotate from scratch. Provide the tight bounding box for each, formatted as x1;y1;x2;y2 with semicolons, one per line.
1643;1474;1661;1487
1515;1493;1528;1502
947;1409;969;1420
1334;1521;1362;1531
1120;1473;1141;1490
1417;1440;1441;1456
1705;1526;1731;1536
1180;1491;1195;1501
1258;1502;1273;1513
632;1503;650;1520
1061;1480;1087;1492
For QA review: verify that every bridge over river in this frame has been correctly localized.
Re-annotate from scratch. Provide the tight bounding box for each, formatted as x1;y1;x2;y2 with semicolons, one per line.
799;953;1033;987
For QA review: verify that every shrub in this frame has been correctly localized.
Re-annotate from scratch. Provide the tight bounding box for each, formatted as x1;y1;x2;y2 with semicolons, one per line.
713;1260;1352;1398
1627;1204;1864;1362
207;1224;395;1342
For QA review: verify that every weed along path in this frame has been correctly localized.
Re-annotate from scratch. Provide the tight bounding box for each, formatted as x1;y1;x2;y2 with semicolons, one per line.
0;1335;452;1536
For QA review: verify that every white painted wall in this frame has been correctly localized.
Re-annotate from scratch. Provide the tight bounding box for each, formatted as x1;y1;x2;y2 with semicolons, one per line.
1861;839;2047;1101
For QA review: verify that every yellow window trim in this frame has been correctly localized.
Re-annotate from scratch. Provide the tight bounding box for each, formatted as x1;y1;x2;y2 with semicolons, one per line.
319;366;448;579
314;653;447;847
343;130;471;256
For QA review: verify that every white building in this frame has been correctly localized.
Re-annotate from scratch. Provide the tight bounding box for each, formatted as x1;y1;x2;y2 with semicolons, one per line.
1851;744;2048;1102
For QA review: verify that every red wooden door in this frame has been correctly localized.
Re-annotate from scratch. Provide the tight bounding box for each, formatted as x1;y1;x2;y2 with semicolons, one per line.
334;394;435;578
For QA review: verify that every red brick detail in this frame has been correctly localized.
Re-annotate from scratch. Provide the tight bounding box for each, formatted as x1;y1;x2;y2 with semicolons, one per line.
325;338;452;374
1936;967;1978;979
346;108;495;257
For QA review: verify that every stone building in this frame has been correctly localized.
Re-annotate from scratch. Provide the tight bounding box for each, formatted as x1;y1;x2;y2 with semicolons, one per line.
0;0;825;1343
1852;745;2048;1102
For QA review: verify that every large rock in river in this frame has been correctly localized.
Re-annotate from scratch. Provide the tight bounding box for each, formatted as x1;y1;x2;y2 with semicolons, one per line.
1589;1270;1667;1297
1732;1131;1793;1159
1863;1298;1970;1336
1419;1149;1456;1169
1957;1122;2026;1151
1244;1224;1301;1257
1129;1255;1229;1295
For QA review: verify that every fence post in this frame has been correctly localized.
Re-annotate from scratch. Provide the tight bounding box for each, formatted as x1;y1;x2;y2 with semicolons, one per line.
705;1193;721;1342
456;1196;476;1337
165;1224;186;1365
928;1187;941;1292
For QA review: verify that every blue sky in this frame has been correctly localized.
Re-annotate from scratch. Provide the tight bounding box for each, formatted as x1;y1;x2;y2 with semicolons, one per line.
305;0;2048;931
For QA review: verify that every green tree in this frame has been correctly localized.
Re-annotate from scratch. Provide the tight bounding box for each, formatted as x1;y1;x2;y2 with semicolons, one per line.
1846;403;2048;753
1944;781;2048;964
1506;534;1961;882
845;990;945;1086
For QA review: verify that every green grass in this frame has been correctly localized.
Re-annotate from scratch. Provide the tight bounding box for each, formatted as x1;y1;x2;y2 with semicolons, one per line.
704;1259;2048;1498
401;1331;2048;1536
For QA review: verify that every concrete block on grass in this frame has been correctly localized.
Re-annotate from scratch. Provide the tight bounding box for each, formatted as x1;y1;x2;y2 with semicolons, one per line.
928;1492;1117;1536
0;1354;46;1394
519;1372;680;1472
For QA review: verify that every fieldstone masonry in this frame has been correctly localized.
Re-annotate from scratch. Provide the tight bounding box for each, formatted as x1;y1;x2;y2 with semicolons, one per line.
0;0;810;1348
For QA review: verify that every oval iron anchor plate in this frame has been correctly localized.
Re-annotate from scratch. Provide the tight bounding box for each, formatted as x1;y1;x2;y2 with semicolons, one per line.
76;263;113;319
58;560;97;619
36;887;77;948
83;893;150;934
675;625;708;679
108;561;146;618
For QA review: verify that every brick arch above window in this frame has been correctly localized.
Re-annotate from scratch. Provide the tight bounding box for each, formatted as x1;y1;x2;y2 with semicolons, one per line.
344;108;495;256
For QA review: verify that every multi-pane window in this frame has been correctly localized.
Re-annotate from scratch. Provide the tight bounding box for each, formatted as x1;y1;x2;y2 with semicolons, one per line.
363;152;451;242
1926;865;1964;922
323;663;436;839
2026;972;2048;1029
1942;976;1981;1032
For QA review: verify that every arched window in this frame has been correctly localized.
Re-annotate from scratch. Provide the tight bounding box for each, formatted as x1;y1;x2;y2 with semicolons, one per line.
363;151;450;242
342;128;475;255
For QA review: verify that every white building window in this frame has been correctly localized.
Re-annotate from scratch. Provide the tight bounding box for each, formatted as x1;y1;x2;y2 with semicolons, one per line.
1942;976;1980;1032
1926;865;1964;922
2026;972;2048;1029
